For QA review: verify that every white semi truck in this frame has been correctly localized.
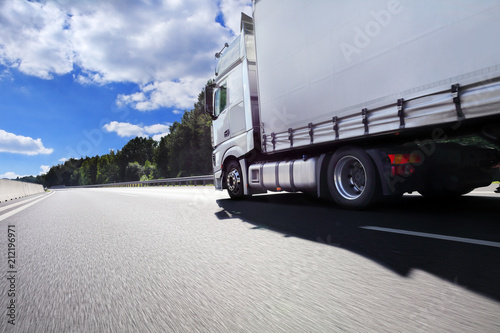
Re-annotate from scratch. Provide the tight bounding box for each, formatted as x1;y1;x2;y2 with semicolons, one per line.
204;0;500;209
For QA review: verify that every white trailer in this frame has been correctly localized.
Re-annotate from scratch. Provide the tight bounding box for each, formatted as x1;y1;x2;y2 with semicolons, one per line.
205;0;500;209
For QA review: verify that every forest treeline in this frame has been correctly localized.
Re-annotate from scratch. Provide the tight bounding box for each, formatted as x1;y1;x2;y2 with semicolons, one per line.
21;91;212;187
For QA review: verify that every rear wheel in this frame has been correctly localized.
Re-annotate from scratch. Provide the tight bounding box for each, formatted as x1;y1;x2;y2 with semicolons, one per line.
327;147;380;209
225;160;244;199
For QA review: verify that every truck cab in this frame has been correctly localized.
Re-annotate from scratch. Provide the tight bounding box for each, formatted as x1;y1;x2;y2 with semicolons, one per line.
205;14;260;196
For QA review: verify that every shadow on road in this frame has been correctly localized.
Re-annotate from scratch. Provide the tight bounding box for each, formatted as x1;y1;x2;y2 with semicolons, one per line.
216;193;500;302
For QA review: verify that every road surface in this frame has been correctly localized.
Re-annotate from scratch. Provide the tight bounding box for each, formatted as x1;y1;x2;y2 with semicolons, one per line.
0;185;499;332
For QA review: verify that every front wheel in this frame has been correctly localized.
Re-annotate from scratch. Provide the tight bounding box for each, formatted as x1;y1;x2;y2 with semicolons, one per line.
225;160;244;199
327;147;380;209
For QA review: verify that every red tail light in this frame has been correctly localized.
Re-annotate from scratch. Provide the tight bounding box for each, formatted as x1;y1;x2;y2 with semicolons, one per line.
388;153;421;165
388;153;420;176
391;164;415;176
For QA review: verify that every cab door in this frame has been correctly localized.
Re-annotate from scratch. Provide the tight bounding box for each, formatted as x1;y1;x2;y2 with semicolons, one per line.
212;84;231;147
212;64;245;147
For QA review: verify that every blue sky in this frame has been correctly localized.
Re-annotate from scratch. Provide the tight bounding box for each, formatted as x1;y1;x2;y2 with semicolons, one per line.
0;0;251;179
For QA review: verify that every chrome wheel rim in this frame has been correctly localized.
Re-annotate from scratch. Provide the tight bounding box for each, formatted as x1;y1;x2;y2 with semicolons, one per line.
334;156;366;200
227;168;241;193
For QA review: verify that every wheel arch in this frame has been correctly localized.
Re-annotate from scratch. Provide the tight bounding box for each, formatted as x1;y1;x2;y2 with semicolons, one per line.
221;155;239;189
221;144;251;190
318;152;333;199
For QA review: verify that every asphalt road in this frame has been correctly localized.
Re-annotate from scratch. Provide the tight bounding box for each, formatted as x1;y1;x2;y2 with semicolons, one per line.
0;185;499;332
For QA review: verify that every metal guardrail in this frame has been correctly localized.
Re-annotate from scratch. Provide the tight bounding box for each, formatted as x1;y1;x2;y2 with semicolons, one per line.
65;175;214;189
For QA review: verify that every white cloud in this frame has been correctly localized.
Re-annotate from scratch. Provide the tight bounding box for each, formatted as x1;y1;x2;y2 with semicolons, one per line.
39;165;51;175
144;124;170;134
0;129;53;155
0;1;73;79
116;77;206;111
152;133;170;141
0;0;252;110
103;121;172;141
220;0;253;34
0;171;28;180
172;110;183;115
103;121;144;138
0;68;12;81
58;157;68;163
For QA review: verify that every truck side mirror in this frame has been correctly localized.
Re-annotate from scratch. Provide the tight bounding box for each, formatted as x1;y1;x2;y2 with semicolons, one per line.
204;83;217;120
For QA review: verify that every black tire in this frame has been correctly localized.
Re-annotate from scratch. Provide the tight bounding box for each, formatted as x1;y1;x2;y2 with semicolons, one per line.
225;160;244;199
326;147;380;209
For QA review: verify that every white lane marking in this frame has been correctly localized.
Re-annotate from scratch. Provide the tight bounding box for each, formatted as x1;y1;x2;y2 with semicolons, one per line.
360;226;500;248
467;191;498;194
0;192;55;222
0;194;45;213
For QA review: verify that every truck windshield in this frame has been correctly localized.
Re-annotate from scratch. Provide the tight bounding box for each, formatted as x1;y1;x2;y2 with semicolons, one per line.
214;86;227;117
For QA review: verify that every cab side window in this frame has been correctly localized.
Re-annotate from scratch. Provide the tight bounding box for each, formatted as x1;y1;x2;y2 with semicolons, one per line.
214;85;227;117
